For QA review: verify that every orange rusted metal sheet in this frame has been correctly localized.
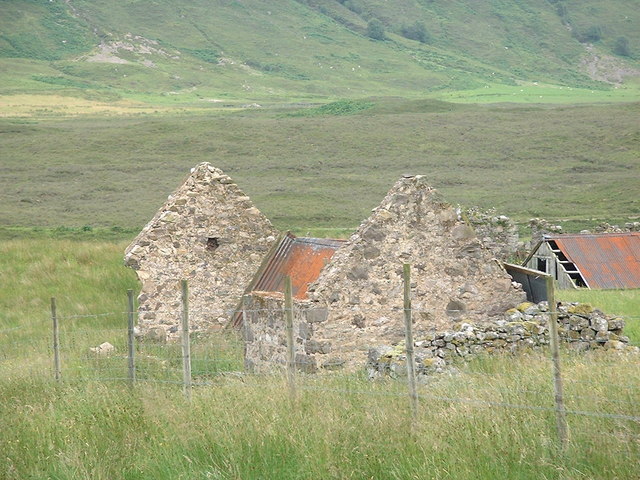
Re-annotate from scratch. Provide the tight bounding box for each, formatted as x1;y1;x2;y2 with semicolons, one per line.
252;233;345;299
550;232;640;289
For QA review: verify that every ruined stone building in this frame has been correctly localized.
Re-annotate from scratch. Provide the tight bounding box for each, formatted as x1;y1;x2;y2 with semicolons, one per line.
125;163;526;368
124;163;278;339
299;175;525;366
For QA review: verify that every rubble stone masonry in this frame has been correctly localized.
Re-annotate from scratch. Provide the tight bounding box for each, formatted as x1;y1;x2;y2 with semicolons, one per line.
124;163;278;338
304;175;526;368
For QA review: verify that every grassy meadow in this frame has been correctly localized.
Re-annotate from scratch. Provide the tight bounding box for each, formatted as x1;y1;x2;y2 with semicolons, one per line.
1;94;639;478
1;238;639;479
1;99;639;233
1;358;639;480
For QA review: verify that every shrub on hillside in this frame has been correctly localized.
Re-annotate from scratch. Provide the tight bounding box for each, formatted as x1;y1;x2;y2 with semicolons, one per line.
401;21;430;43
613;36;631;57
367;19;386;40
575;25;602;43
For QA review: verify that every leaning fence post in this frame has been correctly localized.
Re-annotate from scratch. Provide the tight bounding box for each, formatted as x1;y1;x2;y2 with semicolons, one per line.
127;289;136;386
284;275;296;402
181;280;192;401
403;264;419;427
546;275;568;450
51;297;61;381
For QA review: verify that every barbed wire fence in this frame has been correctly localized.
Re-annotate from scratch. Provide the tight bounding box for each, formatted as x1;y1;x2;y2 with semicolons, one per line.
1;266;639;452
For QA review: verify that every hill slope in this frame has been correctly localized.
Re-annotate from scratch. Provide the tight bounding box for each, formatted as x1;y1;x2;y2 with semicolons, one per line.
0;0;638;103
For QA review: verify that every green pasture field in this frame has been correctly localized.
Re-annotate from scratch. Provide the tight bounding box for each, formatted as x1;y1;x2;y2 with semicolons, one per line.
434;82;640;104
0;239;638;479
1;98;638;234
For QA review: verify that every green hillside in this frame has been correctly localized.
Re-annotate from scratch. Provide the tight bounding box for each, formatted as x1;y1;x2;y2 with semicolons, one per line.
0;0;638;103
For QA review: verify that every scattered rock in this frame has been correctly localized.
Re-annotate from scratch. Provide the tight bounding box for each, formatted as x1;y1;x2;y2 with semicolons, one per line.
89;342;115;356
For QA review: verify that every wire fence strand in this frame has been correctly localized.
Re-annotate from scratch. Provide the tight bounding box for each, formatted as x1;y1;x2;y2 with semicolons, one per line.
3;297;639;448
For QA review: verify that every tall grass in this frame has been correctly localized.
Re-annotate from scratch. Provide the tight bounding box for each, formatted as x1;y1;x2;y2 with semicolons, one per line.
1;239;639;478
0;239;137;327
1;353;638;479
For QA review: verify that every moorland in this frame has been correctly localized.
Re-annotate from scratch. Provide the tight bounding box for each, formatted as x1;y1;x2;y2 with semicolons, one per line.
1;1;639;478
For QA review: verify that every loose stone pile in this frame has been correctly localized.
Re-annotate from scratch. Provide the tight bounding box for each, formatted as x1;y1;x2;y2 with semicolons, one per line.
581;221;640;234
367;301;634;378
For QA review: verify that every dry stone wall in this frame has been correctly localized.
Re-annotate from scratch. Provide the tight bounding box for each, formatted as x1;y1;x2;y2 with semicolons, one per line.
305;175;526;368
242;299;634;375
582;221;640;234
124;163;278;338
367;302;635;378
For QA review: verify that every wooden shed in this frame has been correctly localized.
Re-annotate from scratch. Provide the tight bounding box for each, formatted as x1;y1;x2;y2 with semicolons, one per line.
523;233;640;289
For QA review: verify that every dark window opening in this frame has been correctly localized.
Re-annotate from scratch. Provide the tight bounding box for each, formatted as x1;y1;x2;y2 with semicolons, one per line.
206;237;219;252
573;275;587;288
537;258;547;273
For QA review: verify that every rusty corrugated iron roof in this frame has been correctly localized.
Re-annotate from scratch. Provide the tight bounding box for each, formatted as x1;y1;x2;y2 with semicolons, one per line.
229;232;345;328
547;232;640;289
252;232;345;299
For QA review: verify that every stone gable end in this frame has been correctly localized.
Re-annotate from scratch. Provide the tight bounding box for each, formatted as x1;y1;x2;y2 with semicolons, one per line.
124;162;278;336
305;175;526;366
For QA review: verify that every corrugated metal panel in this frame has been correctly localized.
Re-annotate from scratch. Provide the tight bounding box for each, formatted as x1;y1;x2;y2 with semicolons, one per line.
252;233;345;299
504;263;549;302
549;233;640;289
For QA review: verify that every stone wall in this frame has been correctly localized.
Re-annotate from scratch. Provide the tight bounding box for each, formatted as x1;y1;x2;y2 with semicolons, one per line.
305;175;526;369
529;218;563;245
367;302;635;378
242;299;634;376
242;293;334;373
582;221;640;234
462;207;522;261
530;219;640;241
124;163;278;339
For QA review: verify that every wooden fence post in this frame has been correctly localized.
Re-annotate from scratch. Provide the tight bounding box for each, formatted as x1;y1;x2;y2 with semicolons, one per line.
284;276;296;402
241;295;250;372
546;275;568;450
181;280;192;401
127;289;136;386
51;297;61;381
403;264;419;427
